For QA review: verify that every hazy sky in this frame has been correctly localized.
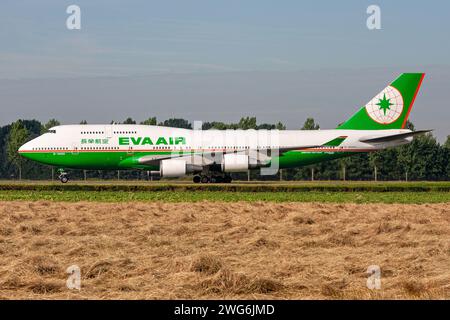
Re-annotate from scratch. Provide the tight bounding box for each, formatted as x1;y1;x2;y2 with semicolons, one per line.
0;1;449;140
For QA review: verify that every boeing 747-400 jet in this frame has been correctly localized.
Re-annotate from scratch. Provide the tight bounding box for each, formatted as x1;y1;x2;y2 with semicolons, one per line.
19;73;428;183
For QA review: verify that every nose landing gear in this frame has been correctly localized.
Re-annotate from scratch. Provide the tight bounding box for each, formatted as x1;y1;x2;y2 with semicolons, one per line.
57;169;69;183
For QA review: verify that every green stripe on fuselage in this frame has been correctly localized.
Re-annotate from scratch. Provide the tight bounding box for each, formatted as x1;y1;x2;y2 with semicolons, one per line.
20;150;354;171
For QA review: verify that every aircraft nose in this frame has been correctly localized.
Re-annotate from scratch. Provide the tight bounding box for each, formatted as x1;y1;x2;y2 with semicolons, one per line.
18;141;35;161
18;140;41;162
18;141;30;154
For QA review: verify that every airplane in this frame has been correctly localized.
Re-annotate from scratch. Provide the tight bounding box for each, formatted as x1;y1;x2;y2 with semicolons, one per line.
18;73;429;183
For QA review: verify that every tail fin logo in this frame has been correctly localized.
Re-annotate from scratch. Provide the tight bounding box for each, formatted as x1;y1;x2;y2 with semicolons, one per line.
365;86;404;124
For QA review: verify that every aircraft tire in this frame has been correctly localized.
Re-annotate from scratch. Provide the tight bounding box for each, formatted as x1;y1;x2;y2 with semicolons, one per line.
201;176;210;183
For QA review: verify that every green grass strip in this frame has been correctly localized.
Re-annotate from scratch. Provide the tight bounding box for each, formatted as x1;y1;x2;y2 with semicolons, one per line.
0;190;449;203
1;181;450;192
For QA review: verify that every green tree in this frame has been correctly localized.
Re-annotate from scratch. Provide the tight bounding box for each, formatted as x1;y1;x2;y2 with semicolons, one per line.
159;118;192;129
238;117;257;130
256;123;276;130
255;121;286;130
396;145;413;181
299;118;320;180
343;153;372;180
404;133;444;180
394;120;415;180
405;120;415;131
339;157;352;181
444;136;450;179
203;119;284;131
301;118;320;130
7;121;29;180
202;121;230;130
444;136;450;149
141;117;157;126
368;152;381;181
41;119;60;134
275;121;286;130
123;117;136;124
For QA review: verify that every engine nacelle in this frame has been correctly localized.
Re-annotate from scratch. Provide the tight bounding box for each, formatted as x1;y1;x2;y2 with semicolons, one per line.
222;154;249;172
158;159;202;177
160;159;186;177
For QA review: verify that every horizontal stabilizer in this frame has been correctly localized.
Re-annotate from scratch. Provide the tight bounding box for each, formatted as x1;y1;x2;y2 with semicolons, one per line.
359;130;432;143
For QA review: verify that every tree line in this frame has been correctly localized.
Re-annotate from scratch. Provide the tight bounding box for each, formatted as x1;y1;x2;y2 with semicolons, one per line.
1;117;449;181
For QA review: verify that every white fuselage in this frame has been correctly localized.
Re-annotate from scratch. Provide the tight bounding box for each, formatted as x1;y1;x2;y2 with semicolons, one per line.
19;124;412;153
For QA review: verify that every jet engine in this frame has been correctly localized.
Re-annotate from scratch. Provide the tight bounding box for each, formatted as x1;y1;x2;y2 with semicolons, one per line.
156;159;201;177
221;154;250;172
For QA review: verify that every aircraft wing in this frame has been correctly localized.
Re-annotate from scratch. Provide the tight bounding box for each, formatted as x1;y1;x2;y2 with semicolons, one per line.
137;154;184;165
359;130;432;143
136;144;322;166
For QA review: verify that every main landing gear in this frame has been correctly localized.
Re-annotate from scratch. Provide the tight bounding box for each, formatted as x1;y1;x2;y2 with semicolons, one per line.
193;175;232;184
57;169;69;183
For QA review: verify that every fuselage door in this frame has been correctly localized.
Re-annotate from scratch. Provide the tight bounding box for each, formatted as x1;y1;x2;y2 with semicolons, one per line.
127;146;134;156
71;142;79;155
105;125;113;138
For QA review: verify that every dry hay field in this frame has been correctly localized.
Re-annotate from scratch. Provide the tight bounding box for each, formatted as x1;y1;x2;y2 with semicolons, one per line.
0;200;449;299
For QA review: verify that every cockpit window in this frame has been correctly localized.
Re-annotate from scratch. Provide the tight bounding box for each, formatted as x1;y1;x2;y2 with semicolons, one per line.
49;130;56;133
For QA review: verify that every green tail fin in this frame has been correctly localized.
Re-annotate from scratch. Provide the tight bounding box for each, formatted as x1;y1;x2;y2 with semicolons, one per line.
337;73;425;130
